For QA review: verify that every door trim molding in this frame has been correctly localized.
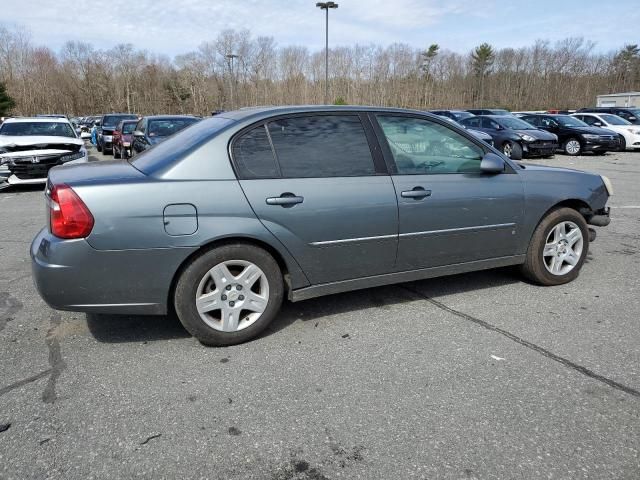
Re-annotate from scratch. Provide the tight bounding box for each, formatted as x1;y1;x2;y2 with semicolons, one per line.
309;223;516;246
290;254;525;302
399;222;516;238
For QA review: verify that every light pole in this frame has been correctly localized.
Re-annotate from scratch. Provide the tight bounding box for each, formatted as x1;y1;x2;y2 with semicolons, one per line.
316;2;338;105
226;53;239;109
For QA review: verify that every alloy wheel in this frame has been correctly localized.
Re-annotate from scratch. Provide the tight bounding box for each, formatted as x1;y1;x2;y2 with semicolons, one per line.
565;140;581;155
503;142;513;157
195;260;269;332
542;221;583;275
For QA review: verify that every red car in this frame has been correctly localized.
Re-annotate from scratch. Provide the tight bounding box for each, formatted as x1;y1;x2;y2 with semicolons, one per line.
112;120;138;159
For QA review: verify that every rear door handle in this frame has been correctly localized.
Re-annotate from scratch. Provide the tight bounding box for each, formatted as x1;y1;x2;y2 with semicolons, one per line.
401;187;431;199
266;193;304;206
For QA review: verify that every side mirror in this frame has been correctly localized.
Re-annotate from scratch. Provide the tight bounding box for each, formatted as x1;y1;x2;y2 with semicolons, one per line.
593;121;602;127
133;130;145;138
480;152;505;173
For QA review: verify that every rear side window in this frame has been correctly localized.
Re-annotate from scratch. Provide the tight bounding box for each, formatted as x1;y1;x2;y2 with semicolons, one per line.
232;125;279;179
267;115;375;178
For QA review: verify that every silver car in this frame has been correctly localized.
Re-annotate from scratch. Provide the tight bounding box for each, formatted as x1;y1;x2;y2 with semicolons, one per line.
31;106;612;346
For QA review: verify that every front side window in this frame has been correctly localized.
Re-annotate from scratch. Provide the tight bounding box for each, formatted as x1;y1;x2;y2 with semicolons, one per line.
482;118;500;129
461;117;481;128
556;116;587;127
601;114;630;125
539;117;559;128
267;115;375;178
377;115;484;175
147;118;199;138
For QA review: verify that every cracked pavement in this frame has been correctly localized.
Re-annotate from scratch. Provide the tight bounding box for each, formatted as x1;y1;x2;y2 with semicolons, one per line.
0;148;639;479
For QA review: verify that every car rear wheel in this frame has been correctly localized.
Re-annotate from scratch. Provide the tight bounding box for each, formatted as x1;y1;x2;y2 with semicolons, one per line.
502;141;523;160
563;138;581;156
174;244;284;346
96;143;102;152
521;207;589;286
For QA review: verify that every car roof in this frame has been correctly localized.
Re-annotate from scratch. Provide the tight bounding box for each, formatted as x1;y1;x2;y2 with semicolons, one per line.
215;105;444;123
3;117;72;124
143;115;199;120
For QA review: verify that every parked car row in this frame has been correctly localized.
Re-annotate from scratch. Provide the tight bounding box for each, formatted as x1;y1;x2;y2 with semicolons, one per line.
95;113;201;159
430;106;640;158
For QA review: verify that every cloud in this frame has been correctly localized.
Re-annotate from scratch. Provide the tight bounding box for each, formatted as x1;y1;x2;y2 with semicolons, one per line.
1;0;638;57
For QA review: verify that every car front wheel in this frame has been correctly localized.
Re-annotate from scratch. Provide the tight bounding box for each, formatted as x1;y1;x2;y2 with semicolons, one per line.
521;207;589;286
502;141;523;160
174;244;284;346
563;138;581;156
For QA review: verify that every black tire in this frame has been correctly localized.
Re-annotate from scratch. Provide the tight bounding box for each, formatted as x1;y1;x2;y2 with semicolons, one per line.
618;136;627;152
521;207;589;286
174;244;284;346
563;138;581;156
502;141;523;160
96;142;102;152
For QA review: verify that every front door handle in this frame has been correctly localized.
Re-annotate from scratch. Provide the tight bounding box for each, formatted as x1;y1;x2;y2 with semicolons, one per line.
266;193;304;207
401;187;432;199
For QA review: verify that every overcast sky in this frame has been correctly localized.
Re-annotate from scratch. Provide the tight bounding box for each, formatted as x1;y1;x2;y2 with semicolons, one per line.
2;0;639;56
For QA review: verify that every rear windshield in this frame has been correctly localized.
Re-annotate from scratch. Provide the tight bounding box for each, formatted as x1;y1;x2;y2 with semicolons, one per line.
130;116;233;172
0;121;76;138
103;115;137;127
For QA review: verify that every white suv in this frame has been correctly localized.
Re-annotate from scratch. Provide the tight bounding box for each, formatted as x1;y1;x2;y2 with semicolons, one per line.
0;117;88;185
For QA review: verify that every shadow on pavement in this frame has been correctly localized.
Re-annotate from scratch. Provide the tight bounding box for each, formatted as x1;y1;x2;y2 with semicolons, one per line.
85;267;521;344
86;313;190;343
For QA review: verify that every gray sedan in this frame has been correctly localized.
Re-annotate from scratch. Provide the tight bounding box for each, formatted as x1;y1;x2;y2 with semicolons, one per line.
31;106;612;346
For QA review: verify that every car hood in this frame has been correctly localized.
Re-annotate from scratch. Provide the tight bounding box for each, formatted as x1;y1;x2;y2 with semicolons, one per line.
0;135;83;149
512;129;556;140
570;126;617;135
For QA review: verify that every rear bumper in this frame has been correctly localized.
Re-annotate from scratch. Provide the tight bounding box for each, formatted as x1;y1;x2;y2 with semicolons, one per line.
30;228;197;315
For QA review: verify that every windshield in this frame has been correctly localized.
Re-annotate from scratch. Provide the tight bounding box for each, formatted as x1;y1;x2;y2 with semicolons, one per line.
600;114;630;125
122;122;137;134
497;117;536;129
0;121;76;138
147;118;200;137
490;109;511;115
103;115;137;127
131;116;233;172
557;116;588;127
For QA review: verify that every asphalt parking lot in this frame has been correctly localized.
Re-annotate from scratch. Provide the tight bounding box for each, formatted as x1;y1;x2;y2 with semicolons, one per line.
1;145;639;479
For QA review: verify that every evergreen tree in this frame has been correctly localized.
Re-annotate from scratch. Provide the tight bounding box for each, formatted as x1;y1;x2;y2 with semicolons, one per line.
0;82;15;117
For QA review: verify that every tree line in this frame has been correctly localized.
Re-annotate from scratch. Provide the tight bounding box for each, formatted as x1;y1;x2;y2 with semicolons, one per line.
1;25;639;117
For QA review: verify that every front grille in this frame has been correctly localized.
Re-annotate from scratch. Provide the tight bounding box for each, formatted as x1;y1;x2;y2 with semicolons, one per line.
8;154;64;179
2;144;81;153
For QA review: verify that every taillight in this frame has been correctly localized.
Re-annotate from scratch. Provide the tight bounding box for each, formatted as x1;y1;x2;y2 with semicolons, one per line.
48;184;94;239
